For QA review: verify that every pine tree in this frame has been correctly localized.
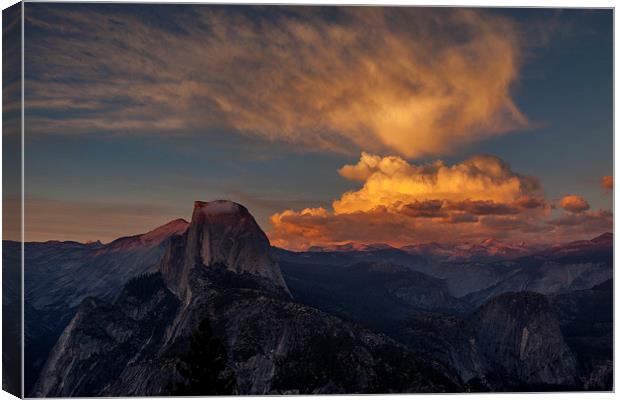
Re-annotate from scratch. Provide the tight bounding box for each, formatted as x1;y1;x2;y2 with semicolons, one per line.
172;318;235;395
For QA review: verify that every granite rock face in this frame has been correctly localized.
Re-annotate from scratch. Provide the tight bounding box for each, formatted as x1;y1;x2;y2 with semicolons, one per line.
550;280;613;390
32;274;180;397
20;218;188;392
161;200;288;299
393;292;579;389
469;292;578;386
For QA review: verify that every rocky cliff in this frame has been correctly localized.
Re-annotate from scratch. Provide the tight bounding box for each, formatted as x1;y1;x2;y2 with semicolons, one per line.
161;200;288;300
469;292;578;387
550;280;613;390
21;218;188;392
397;292;580;390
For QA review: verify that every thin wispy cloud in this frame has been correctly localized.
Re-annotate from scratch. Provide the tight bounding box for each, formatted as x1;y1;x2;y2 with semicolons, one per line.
26;5;527;158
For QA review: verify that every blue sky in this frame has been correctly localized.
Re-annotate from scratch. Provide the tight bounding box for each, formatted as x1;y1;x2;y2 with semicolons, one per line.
18;5;613;245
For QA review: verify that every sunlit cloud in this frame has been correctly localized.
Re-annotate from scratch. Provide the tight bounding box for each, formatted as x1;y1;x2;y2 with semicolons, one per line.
333;152;541;213
601;175;613;192
559;195;590;213
25;5;527;157
269;153;611;249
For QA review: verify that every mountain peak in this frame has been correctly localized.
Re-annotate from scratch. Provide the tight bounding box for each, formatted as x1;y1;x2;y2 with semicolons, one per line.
592;232;613;244
193;200;248;216
480;238;502;246
307;242;394;252
141;218;189;243
161;200;289;299
103;218;189;252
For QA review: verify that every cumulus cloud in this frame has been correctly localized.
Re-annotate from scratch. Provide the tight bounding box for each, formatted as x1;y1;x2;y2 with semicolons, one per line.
333;152;541;214
602;175;613;191
560;195;590;213
269;153;611;249
25;5;527;157
271;154;551;249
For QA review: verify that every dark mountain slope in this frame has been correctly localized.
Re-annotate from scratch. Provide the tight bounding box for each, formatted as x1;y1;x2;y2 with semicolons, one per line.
397;292;579;390
550;280;613;390
470;292;578;386
2;240;22;397
33;201;462;396
18;218;188;392
281;260;465;331
273;246;428;269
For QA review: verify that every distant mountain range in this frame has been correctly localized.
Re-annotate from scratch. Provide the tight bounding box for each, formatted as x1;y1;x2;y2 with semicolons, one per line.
4;200;612;395
302;234;611;264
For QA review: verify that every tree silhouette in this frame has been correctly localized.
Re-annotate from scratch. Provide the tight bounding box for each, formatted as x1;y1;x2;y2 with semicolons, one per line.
172;318;235;395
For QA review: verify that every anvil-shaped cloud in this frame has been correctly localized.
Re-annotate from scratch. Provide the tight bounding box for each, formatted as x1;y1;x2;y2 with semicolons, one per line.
26;6;526;157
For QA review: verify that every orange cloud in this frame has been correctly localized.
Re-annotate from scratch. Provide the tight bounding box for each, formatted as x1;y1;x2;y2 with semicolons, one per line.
333;153;541;214
560;195;590;213
26;6;527;157
269;154;611;250
270;206;556;250
602;175;613;191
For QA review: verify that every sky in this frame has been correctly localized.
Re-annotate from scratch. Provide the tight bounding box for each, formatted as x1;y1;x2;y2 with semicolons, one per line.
8;4;613;248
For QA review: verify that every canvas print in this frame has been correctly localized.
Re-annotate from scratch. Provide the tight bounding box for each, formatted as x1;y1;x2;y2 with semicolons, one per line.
1;3;614;397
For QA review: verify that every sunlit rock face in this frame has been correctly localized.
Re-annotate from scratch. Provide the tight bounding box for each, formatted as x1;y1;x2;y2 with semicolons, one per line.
161;200;289;299
101;218;189;252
